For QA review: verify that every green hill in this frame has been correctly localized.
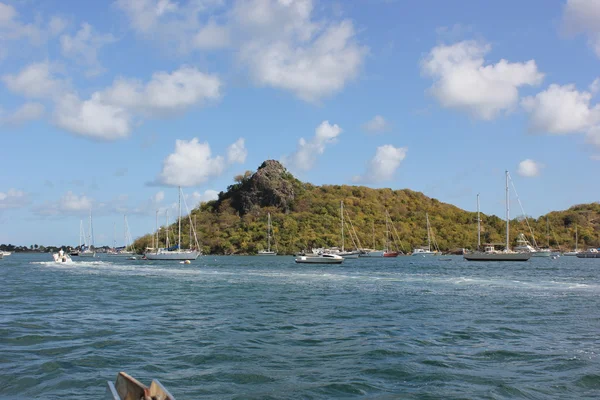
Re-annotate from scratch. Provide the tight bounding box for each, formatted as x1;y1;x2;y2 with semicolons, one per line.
134;160;600;255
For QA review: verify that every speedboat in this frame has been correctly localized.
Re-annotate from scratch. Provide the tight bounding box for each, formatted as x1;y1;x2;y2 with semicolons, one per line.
295;253;344;264
106;372;175;400
53;249;73;263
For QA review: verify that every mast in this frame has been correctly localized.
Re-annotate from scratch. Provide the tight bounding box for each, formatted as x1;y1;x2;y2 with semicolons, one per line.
575;226;578;251
426;213;431;252
372;220;375;250
267;213;272;252
385;212;389;251
113;221;116;250
178;186;182;252
505;170;510;251
546;216;549;248
123;215;127;251
79;219;83;248
165;210;169;248
90;209;94;249
341;201;344;252
477;194;481;250
154;210;158;252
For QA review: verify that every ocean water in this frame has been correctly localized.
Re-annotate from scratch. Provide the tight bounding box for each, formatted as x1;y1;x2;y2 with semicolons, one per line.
1;253;600;399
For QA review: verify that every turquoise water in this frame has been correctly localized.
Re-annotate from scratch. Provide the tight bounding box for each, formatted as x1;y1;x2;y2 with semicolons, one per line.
1;253;600;399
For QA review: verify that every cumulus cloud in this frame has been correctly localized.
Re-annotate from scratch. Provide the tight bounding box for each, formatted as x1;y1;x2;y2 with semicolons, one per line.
227;138;247;164
188;189;219;207
563;0;600;57
517;159;543;177
115;0;366;101
421;40;544;120
521;79;600;148
362;115;390;133
0;188;28;209
354;145;407;183
98;66;221;116
35;191;93;216
521;83;599;134
2;61;68;99
0;2;43;44
60;22;116;77
156;137;245;186
284;120;342;171
53;93;131;140
1;102;45;125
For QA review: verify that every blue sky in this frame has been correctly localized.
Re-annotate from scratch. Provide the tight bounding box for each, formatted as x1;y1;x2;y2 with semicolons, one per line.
1;0;599;246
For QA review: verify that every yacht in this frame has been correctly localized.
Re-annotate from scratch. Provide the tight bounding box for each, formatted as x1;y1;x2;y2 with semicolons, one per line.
412;213;441;256
295;253;344;264
464;175;531;262
257;213;277;255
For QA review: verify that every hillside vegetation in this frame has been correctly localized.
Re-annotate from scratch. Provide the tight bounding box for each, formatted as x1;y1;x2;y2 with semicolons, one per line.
134;161;600;255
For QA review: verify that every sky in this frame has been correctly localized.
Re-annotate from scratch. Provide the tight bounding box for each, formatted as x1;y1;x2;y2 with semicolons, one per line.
1;0;599;246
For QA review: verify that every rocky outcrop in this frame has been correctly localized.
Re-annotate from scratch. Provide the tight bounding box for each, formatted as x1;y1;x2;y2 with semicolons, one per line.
227;160;300;215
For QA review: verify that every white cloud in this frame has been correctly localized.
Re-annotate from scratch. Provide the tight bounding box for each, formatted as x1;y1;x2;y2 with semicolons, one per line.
421;40;544;120
284;120;342;171
354;145;407;183
521;83;598;134
189;189;219;207
1;102;45;125
0;2;42;44
116;0;366;101
563;0;600;57
60;22;116;76
35;191;93;216
53;93;131;140
98;65;221;115
48;16;67;36
227;138;247;164
51;65;220;140
2;61;67;99
153;191;165;203
0;188;28;209
517;159;542;177
156;138;227;186
193;19;231;49
362;115;389;133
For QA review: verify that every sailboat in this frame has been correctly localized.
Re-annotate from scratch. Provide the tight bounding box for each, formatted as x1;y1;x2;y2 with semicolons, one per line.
563;226;580;256
79;211;96;257
383;211;400;257
107;215;135;256
258;213;277;255
360;221;385;257
411;213;441;256
145;187;200;261
464;172;531;261
337;201;360;258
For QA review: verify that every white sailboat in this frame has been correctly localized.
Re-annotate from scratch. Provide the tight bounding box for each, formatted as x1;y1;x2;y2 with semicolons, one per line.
360;221;385;257
79;211;96;257
464;172;531;261
145;187;200;261
258;213;277;255
337;201;360;258
412;213;441;256
107;215;136;256
563;226;580;256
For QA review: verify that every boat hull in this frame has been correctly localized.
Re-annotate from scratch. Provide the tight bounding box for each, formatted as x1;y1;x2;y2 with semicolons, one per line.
145;251;199;260
257;251;277;256
563;252;579;256
295;256;344;264
464;252;531;261
79;251;96;257
107;252;136;257
383;251;399;257
339;251;360;259
531;250;552;257
360;250;385;257
576;252;600;258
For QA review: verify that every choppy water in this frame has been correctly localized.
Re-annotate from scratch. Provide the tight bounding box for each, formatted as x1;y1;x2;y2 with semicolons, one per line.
1;253;600;399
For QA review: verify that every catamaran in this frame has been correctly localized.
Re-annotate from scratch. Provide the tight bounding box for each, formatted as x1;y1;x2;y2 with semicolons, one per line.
464;173;531;261
145;187;200;261
258;213;277;255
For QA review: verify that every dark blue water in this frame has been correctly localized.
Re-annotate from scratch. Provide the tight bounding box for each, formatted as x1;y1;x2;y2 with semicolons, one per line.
1;253;600;399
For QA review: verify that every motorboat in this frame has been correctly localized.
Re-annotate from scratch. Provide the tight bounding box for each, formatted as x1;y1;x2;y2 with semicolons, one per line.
106;372;175;400
411;248;440;257
295;253;344;264
53;249;72;263
576;249;600;258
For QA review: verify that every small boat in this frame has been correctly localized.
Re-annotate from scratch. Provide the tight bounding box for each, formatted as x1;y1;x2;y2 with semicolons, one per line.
576;249;600;258
106;371;175;400
295;253;344;264
563;226;580;256
53;249;72;263
1;251;11;257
